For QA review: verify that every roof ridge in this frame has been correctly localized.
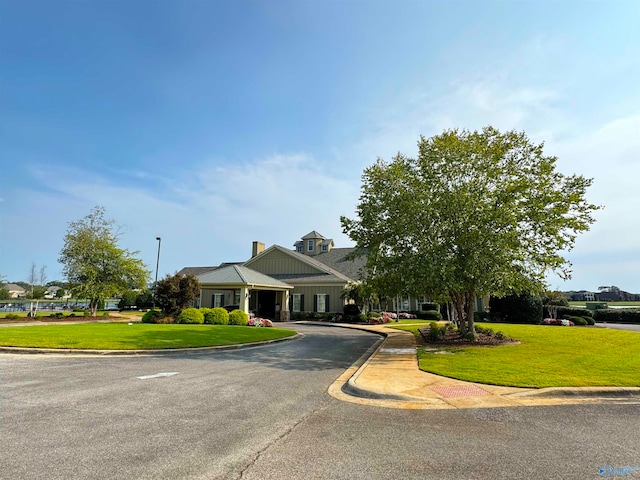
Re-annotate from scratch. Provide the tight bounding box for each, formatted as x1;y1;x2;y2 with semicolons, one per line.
233;264;248;283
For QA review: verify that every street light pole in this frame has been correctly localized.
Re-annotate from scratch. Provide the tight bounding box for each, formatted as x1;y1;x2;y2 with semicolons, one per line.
152;237;161;310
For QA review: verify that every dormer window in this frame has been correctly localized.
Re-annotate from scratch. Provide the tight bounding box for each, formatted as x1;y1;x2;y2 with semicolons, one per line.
321;244;328;252
296;245;303;252
307;240;314;252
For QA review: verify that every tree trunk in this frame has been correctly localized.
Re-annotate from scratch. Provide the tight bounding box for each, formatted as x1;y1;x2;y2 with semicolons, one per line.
89;298;99;317
465;290;475;335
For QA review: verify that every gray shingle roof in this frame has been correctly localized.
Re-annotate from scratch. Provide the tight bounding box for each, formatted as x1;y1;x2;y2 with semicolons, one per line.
197;265;292;289
310;247;368;281
301;230;326;240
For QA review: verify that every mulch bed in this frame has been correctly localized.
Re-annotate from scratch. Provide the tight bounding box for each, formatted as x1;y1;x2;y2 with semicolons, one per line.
418;326;518;347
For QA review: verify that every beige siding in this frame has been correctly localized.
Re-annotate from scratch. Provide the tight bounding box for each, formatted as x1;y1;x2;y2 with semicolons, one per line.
248;249;321;275
200;288;236;308
289;284;345;313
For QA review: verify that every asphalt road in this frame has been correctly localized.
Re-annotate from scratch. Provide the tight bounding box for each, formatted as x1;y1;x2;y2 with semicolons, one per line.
1;324;638;480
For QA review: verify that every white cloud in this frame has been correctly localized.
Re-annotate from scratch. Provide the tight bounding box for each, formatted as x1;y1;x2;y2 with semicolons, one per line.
2;154;360;281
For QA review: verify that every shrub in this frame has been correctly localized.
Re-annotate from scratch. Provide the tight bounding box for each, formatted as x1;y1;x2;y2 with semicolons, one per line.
585;316;595;325
421;302;439;312
49;312;64;319
5;313;20;320
464;331;477;341
368;312;382;318
142;309;169;324
427;321;444;341
177;307;204;324
204;307;229;325
358;313;367;322
228;309;249;326
593;308;640;324
566;316;587;326
475;325;494;336
489;292;543;324
422;310;442;320
557;306;594;318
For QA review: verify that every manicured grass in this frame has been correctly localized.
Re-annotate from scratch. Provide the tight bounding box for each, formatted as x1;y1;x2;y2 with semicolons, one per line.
0;323;297;350
391;323;640;388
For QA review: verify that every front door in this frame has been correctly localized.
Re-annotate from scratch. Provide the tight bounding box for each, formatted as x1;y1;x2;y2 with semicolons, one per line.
257;290;276;319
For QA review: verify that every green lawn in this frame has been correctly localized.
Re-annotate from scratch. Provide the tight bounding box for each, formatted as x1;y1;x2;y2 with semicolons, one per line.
389;323;640;388
0;323;297;350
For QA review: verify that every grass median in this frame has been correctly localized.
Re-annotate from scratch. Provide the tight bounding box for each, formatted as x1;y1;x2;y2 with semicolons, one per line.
0;323;297;350
389;322;640;388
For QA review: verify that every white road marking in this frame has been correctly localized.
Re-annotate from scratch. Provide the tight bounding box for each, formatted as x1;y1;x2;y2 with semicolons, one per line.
137;372;179;380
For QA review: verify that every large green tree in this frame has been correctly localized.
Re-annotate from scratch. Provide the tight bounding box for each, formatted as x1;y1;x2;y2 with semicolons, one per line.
341;127;601;334
59;206;150;316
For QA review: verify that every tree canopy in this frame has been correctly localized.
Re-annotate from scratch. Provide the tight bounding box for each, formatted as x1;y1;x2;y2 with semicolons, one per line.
58;206;150;316
341;126;601;333
154;272;201;316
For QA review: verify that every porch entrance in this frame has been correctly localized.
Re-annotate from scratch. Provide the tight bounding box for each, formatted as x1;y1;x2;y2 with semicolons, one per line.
251;290;277;319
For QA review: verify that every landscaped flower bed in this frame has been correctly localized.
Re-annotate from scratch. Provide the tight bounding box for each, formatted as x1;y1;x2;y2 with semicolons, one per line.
542;318;575;326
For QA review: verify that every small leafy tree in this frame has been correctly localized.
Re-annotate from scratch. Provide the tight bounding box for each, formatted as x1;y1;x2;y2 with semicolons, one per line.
0;274;9;300
342;126;601;335
541;290;569;319
154;273;201;316
59;206;150;316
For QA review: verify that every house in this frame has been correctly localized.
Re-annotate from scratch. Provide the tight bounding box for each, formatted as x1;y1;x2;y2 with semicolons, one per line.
181;230;448;321
5;283;26;298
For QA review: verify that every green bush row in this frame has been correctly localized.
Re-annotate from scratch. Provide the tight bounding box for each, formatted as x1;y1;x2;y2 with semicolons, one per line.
557;306;594;318
593;308;640;324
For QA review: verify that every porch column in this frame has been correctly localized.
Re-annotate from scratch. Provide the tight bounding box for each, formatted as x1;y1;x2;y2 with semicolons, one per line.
239;286;250;314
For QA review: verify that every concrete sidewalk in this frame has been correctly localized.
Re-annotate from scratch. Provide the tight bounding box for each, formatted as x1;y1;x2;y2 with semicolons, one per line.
324;323;640;410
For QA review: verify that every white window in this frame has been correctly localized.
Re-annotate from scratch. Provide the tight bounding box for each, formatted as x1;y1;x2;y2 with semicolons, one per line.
316;294;327;313
321;244;328;252
308;240;314;251
292;294;302;312
212;294;224;308
296;245;303;252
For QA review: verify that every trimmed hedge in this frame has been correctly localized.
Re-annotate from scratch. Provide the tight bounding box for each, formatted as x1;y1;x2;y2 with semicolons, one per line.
204;307;229;325
422;310;443;320
177;308;204;324
489;293;543;324
566;316;588;326
142;310;167;324
557;306;594;318
228;309;249;326
593;308;640;324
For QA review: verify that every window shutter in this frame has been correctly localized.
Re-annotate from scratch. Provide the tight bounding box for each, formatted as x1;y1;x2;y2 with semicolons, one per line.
313;294;317;312
326;295;330;313
301;294;305;312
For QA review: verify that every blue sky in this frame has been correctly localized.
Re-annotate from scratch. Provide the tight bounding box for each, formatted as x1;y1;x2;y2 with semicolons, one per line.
1;0;639;293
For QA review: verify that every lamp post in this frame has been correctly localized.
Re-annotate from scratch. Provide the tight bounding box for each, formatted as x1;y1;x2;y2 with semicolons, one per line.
152;237;161;310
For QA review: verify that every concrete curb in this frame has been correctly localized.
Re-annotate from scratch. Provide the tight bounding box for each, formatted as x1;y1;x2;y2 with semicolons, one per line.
307;321;640;407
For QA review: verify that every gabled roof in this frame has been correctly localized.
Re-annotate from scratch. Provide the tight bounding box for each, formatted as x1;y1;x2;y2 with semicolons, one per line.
177;266;219;277
5;283;25;292
301;230;327;240
177;262;243;277
197;265;293;289
245;244;352;282
311;247;367;281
